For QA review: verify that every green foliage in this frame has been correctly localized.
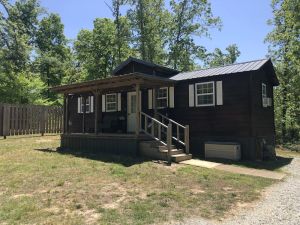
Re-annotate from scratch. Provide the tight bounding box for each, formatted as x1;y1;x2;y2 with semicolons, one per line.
167;0;221;71
35;13;70;103
127;0;170;64
205;44;241;67
75;18;132;80
266;0;300;143
0;69;47;104
0;0;230;106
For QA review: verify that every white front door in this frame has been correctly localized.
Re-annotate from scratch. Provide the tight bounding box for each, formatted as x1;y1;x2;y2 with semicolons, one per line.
127;92;141;133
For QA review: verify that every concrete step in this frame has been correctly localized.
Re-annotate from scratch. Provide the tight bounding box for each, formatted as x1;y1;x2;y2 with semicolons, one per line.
171;154;192;163
158;145;176;151
140;140;175;149
159;149;184;155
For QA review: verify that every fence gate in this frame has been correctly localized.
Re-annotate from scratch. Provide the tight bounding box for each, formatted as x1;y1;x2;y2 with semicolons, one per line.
0;103;63;138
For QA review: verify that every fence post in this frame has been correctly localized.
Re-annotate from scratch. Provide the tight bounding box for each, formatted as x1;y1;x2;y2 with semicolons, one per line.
3;104;10;139
184;125;190;154
40;107;46;136
167;123;172;165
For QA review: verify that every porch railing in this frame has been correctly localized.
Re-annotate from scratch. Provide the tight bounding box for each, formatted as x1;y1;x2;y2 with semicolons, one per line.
140;111;190;163
157;112;190;154
140;112;173;163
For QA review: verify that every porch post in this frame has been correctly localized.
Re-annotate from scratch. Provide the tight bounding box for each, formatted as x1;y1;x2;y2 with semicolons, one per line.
153;87;158;119
64;94;69;134
153;88;158;136
135;83;141;136
94;91;100;134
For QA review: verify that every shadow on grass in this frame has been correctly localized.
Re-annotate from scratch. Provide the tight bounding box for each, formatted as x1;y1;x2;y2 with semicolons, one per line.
34;148;150;167
0;134;59;140
193;155;293;171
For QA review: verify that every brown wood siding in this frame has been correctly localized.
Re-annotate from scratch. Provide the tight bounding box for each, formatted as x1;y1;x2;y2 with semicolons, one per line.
250;69;276;138
67;90;149;134
170;73;252;138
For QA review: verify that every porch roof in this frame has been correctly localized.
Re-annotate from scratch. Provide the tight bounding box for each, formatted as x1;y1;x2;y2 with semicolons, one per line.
51;72;176;94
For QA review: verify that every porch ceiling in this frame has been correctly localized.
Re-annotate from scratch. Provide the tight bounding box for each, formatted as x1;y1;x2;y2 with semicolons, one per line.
51;72;176;94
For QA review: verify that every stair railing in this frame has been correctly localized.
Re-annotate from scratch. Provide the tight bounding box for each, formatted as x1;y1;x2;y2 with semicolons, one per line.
157;112;190;154
140;112;173;164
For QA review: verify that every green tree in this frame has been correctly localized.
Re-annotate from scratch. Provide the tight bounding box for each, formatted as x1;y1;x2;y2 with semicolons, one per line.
127;0;170;64
0;0;46;104
266;0;300;143
109;0;132;64
167;0;221;71
75;18;131;80
205;44;241;67
35;13;70;103
0;0;41;73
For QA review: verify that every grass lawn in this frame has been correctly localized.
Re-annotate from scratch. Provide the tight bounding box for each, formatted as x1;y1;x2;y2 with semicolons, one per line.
0;135;276;225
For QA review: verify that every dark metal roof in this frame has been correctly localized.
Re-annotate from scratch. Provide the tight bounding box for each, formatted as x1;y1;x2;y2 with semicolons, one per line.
112;57;179;75
170;59;270;81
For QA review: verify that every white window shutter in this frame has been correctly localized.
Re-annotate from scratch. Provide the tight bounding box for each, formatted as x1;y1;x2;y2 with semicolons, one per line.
169;86;174;108
77;97;82;113
90;96;94;112
216;81;223;105
189;84;195;107
102;95;106;112
117;93;121;111
148;89;153;109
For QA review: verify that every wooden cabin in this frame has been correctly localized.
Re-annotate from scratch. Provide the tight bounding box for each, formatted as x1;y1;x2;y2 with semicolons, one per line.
51;57;279;161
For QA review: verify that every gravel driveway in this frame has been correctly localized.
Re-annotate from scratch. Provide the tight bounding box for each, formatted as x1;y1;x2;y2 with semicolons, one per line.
175;156;300;225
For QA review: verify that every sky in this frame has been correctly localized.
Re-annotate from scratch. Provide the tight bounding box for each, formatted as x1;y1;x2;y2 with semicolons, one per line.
39;0;273;63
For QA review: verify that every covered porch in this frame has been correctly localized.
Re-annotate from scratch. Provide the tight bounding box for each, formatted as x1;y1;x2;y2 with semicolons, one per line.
52;72;175;135
52;72;190;161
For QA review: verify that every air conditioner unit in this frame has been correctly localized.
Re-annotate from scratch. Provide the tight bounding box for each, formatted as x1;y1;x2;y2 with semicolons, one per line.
262;97;268;107
267;98;272;106
205;142;241;161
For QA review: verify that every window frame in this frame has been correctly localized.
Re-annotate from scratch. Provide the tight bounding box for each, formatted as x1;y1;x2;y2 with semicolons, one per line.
79;97;84;113
106;93;118;112
85;96;91;113
78;96;93;114
156;87;168;109
262;83;267;108
262;83;267;98
195;81;215;107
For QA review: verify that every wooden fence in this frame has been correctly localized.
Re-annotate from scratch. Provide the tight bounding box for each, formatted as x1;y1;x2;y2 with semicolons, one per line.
0;103;63;138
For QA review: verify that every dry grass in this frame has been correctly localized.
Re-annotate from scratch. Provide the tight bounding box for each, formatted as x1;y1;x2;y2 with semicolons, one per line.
0;135;275;225
276;146;300;158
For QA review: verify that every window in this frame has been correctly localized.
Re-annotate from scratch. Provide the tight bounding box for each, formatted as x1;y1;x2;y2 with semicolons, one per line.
262;83;267;107
195;82;215;106
106;93;117;112
78;96;94;113
156;87;168;108
262;83;267;98
85;97;90;113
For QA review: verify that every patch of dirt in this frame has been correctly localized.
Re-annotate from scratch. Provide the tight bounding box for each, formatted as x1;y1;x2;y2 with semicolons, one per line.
77;209;100;224
100;183;128;209
44;207;61;214
35;139;54;143
190;188;205;194
11;193;33;199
